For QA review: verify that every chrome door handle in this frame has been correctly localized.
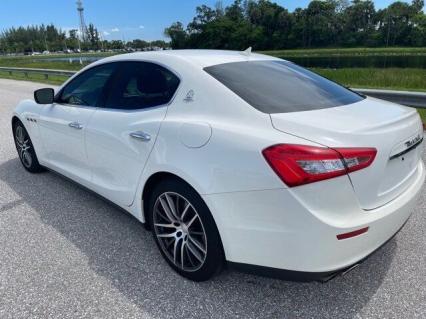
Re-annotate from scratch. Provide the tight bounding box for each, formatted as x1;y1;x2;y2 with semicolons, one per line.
69;122;83;130
130;131;151;142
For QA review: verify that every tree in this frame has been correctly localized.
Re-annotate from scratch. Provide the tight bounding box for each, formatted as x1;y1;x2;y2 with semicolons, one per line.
164;22;188;49
341;0;376;46
86;23;100;49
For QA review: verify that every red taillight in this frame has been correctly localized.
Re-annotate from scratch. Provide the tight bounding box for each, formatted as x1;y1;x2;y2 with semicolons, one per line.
262;144;377;187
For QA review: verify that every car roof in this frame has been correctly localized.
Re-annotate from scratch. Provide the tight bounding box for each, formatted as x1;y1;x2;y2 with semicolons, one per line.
98;49;281;69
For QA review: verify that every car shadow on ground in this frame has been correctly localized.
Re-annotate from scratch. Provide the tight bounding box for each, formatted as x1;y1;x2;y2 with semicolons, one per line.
0;158;397;318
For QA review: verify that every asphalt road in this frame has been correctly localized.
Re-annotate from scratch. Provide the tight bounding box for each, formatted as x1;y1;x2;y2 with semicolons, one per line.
0;78;425;319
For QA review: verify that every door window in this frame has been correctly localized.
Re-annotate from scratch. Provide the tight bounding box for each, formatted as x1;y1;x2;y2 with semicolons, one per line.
104;62;180;110
57;63;117;107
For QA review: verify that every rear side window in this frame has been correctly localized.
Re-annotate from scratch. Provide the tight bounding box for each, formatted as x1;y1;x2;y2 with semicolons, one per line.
204;60;364;113
104;62;180;110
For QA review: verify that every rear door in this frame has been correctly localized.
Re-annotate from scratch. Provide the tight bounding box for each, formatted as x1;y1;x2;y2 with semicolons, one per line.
85;61;180;206
38;63;116;183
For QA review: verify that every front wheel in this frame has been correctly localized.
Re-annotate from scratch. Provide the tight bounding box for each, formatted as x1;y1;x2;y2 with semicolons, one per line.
148;179;224;281
13;121;44;173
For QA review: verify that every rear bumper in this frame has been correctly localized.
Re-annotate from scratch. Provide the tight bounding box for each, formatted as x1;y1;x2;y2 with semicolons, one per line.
228;218;408;282
203;160;425;277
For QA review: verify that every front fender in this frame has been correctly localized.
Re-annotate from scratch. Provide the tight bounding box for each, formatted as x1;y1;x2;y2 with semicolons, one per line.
12;99;46;163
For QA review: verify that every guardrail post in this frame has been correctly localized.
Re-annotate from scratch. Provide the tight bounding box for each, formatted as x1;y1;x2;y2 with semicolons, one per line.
24;72;28;78
44;74;48;80
8;71;12;76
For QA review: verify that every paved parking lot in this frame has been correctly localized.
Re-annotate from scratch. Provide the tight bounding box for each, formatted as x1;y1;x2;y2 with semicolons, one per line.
0;78;425;318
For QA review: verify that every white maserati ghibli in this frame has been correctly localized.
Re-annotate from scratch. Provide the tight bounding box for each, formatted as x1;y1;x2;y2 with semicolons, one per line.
12;50;425;281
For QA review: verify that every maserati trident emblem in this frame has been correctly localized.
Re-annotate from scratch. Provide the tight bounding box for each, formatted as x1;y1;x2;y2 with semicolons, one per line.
184;90;195;103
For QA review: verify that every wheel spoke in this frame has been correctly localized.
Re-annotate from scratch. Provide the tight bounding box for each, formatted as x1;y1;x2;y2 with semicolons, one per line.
185;245;196;267
188;230;204;236
173;237;181;265
16;127;25;144
159;196;177;223
188;235;206;254
186;241;204;263
164;238;174;249
157;232;176;238
16;139;23;147
186;214;198;228
180;202;190;221
165;193;180;221
154;223;176;229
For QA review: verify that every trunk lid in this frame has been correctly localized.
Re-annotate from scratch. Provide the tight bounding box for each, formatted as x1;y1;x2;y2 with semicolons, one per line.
270;97;424;210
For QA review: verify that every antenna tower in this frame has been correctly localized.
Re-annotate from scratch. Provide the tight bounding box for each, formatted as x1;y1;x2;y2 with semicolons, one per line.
77;0;87;42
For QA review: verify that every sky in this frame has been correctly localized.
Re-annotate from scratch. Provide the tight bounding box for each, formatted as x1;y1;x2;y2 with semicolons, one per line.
0;0;424;41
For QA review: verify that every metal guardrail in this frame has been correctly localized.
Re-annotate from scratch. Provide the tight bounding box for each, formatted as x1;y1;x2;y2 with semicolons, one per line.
0;66;425;109
354;88;426;109
0;67;75;80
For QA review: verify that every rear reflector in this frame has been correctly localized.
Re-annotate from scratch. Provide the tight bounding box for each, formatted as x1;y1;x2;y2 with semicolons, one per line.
337;227;369;240
262;144;377;187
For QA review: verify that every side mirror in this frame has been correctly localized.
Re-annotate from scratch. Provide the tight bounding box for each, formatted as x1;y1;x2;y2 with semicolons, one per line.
34;88;54;104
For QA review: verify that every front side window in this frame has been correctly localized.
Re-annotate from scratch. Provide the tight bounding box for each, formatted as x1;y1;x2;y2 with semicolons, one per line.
57;63;116;107
204;60;364;114
104;62;180;110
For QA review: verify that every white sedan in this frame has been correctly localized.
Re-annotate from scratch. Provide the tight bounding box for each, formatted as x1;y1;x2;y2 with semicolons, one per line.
12;50;425;281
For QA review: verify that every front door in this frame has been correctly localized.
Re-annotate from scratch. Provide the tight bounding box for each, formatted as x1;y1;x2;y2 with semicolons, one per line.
38;63;117;184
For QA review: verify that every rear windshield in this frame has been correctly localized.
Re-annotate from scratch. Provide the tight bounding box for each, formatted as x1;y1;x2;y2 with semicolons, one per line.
204;60;364;113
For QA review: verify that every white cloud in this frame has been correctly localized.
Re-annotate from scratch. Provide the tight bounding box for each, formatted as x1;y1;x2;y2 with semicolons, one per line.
111;27;120;32
103;31;110;36
139;25;145;29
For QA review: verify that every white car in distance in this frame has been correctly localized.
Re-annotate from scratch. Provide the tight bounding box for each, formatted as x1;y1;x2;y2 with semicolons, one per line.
12;50;425;281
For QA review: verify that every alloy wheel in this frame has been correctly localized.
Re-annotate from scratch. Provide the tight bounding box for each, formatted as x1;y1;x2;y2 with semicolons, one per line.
153;192;207;272
15;125;33;168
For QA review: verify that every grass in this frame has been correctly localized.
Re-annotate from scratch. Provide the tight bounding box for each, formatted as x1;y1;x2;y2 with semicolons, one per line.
417;109;426;123
263;47;426;57
0;70;68;85
0;57;88;71
313;68;426;123
313;68;426;92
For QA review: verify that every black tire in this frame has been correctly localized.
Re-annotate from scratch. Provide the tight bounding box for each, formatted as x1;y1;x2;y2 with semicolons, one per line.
148;178;224;281
12;121;44;173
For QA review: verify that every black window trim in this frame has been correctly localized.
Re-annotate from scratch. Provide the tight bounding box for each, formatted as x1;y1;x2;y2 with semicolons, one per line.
55;59;182;112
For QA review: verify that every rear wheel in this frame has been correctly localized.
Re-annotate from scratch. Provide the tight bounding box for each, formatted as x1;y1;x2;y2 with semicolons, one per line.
13;121;44;173
148;179;224;281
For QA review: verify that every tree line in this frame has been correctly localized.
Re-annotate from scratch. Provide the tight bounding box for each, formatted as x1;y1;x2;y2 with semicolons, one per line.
165;0;426;50
0;24;169;54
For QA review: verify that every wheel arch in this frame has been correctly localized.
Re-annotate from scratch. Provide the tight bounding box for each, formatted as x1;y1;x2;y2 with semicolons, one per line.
141;171;199;228
11;115;23;128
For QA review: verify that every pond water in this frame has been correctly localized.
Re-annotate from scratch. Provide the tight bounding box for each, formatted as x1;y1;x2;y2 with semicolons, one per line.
284;55;426;69
34;56;101;64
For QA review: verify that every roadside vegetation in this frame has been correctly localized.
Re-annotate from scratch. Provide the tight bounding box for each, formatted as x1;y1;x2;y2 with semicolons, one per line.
0;70;68;85
165;0;426;50
314;68;426;92
263;47;426;57
0;56;88;71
